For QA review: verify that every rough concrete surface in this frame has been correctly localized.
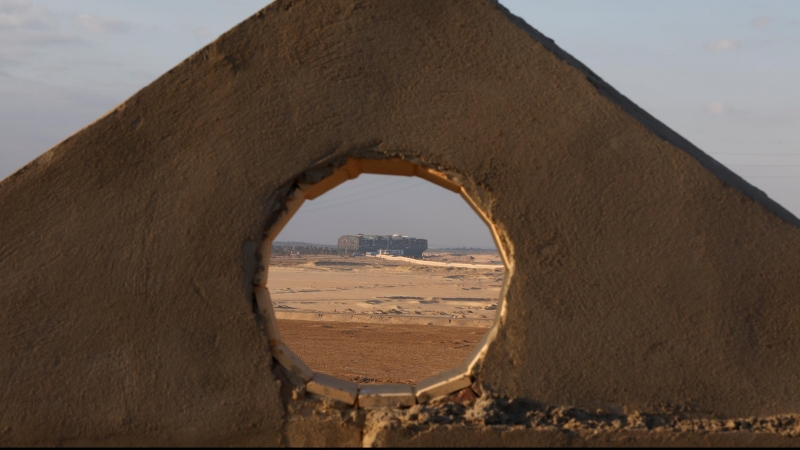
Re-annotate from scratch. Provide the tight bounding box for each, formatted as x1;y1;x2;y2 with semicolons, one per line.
281;393;365;448
1;0;800;446
363;396;800;447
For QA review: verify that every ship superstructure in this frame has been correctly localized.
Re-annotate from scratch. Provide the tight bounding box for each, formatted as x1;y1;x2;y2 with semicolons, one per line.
338;234;428;258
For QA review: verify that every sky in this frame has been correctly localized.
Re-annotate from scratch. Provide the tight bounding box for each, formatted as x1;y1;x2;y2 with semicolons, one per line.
275;174;497;249
1;0;799;248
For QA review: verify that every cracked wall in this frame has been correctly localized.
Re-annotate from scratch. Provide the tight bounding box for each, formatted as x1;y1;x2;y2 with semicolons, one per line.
1;0;800;446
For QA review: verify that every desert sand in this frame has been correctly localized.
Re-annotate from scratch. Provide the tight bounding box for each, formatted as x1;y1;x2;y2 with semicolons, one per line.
268;253;504;320
278;320;488;384
269;252;503;383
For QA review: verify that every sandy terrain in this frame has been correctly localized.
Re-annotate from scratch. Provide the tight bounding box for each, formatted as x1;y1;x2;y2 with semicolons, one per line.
268;254;504;320
278;320;488;384
373;253;501;269
268;253;503;383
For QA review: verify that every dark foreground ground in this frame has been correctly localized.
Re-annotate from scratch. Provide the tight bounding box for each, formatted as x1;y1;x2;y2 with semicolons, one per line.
277;319;488;384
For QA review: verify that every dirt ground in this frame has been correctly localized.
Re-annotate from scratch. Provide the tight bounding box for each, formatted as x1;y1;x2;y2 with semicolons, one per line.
278;319;488;384
269;253;502;383
268;254;503;319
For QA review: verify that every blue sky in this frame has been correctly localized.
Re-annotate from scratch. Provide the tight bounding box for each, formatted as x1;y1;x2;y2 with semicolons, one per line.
1;1;798;248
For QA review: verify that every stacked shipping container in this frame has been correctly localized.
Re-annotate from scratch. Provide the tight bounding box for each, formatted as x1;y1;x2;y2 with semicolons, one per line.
337;234;428;258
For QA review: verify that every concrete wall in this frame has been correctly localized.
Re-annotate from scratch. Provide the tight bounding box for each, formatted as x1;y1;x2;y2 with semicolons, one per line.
1;0;799;445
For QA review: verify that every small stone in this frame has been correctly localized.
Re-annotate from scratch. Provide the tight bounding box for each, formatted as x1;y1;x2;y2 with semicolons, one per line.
444;387;478;404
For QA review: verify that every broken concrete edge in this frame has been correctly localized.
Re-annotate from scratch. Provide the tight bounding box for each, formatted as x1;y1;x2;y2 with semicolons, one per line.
272;342;314;383
270;339;485;408
265;190;306;255
254;286;281;344
271;348;484;409
464;325;499;378
307;373;360;406
361;394;800;448
459;187;513;273
252;182;298;287
266;311;488;407
255;156;509;409
359;384;417;409
457;187;513;367
415;366;473;404
489;0;800;232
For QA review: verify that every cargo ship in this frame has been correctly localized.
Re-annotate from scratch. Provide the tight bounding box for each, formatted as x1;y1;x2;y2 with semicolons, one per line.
338;234;428;258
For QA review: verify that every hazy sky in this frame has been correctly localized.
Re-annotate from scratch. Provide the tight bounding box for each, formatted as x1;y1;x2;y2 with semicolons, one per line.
1;1;799;248
276;174;497;249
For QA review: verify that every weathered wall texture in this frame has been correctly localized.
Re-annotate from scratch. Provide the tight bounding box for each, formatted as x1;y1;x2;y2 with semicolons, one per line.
1;0;799;445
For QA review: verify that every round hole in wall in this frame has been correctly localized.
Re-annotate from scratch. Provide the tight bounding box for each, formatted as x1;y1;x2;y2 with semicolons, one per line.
253;158;511;407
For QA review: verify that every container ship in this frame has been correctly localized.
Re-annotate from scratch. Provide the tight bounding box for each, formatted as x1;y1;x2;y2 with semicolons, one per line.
338;234;428;258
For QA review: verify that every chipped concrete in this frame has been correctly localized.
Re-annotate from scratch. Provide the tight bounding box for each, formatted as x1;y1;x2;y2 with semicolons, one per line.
415;367;473;404
282;396;366;447
363;396;800;447
359;384;417;409
273;343;315;383
307;374;360;406
2;0;800;445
